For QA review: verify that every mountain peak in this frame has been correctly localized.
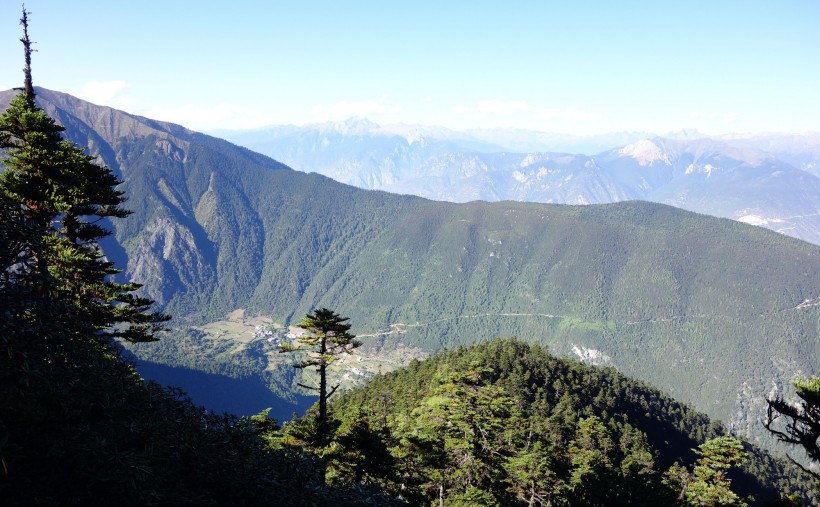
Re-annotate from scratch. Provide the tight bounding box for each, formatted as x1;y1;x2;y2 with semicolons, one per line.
617;139;670;166
328;117;381;135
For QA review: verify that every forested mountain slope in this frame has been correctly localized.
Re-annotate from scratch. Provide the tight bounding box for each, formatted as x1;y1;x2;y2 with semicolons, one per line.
0;86;384;506
327;339;818;505
2;88;818;452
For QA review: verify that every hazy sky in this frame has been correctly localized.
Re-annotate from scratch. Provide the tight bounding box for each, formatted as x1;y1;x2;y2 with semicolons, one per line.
1;1;818;135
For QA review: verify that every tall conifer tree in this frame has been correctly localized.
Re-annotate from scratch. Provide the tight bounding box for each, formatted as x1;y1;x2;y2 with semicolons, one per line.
281;308;360;447
0;8;169;361
766;376;820;481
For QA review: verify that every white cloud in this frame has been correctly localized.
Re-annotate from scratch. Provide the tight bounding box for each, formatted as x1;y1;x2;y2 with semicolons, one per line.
72;80;276;131
538;106;600;122
77;80;133;109
689;110;740;124
454;100;533;117
453;100;598;122
308;95;401;122
476;99;533;115
723;111;739;123
689;111;719;120
450;100;601;132
453;104;474;114
143;103;273;131
687;110;744;134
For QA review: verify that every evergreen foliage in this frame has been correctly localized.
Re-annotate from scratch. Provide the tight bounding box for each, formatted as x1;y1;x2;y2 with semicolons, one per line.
281;308;361;445
1;69;814;507
0;16;384;505
0;75;169;347
766;375;820;480
682;436;748;506
324;339;819;505
2;87;818;452
11;8;818;506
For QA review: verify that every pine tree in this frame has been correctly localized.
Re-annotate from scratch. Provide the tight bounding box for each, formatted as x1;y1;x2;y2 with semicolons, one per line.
280;308;360;446
765;376;820;480
1;9;167;499
0;8;169;358
682;436;747;507
401;365;515;505
566;415;616;505
504;441;561;507
1;13;401;506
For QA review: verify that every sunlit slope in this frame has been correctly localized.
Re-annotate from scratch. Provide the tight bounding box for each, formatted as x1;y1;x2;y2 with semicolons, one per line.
3;88;817;446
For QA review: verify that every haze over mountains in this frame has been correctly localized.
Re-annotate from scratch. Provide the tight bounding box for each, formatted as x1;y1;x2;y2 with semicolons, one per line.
3;88;818;456
217;120;820;245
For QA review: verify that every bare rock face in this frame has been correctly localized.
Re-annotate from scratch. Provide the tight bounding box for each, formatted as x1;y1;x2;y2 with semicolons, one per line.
0;87;285;319
128;217;215;306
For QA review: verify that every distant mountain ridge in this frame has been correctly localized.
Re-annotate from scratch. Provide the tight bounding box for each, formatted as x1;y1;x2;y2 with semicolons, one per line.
210;118;507;190
2;88;818;456
217;120;820;245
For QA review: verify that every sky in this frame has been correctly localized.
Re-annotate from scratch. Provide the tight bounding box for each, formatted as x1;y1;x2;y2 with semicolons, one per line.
1;1;818;135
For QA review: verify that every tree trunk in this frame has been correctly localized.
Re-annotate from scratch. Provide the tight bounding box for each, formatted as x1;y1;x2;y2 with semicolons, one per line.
319;338;328;447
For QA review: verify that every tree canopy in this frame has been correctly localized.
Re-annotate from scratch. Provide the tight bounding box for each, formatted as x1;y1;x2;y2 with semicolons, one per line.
0;12;384;505
322;339;818;505
766;376;820;481
281;308;361;446
0;13;169;350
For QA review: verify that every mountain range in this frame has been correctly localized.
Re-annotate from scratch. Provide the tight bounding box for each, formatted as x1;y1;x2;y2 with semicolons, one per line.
217;120;820;245
2;88;818;455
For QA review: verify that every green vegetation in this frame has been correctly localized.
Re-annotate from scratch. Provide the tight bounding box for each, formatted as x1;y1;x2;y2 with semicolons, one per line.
0;20;384;504
766;375;820;480
2;87;818;451
317;339;818;505
0;22;169;348
127;310;424;409
684;437;748;506
282;308;361;446
9;87;811;449
7;10;817;506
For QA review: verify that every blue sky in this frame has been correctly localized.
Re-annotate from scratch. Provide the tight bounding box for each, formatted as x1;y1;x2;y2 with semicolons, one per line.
1;1;818;134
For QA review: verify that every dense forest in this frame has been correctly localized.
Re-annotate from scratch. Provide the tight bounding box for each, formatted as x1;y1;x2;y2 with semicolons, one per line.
1;83;815;502
8;86;819;452
0;55;388;505
3;14;820;506
319;338;817;506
